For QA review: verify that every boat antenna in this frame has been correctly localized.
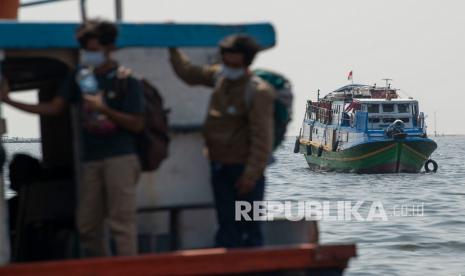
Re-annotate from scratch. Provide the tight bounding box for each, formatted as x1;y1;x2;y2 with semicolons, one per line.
434;111;437;137
382;78;393;88
80;0;87;21
115;0;123;21
317;89;320;101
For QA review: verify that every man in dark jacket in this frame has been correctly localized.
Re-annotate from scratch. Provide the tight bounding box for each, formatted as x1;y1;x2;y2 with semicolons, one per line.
1;20;144;257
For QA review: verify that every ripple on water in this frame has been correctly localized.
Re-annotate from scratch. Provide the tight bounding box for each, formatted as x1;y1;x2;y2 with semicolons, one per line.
267;136;465;276
3;137;465;275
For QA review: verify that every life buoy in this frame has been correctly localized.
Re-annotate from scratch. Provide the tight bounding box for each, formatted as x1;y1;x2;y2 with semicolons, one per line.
424;159;438;173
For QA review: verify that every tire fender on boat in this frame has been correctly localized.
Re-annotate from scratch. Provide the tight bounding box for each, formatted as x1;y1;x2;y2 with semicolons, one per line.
317;146;324;157
332;140;339;151
306;145;312;155
424;159;438;173
293;137;300;153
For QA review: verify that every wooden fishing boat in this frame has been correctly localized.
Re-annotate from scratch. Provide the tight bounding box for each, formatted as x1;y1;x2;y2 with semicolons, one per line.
295;82;437;173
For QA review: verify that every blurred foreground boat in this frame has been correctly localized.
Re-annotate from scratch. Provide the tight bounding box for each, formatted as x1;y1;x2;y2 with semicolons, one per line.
0;1;356;274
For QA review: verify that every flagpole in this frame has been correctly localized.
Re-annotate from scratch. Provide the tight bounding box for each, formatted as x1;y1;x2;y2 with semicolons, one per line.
348;70;354;84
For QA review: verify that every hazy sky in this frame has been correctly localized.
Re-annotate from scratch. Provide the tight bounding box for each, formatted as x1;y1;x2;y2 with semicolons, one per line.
3;0;465;136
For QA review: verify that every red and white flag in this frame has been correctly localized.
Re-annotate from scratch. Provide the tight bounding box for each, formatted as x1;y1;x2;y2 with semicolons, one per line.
347;71;353;80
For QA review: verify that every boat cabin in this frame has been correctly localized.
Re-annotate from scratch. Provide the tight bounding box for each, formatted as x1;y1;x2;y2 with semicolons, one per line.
306;83;424;134
356;99;419;130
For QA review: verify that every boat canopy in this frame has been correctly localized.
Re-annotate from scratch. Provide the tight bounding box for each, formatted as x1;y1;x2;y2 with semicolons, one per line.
0;22;276;49
333;84;370;92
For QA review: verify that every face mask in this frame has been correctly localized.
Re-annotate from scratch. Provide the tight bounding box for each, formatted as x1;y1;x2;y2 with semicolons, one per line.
220;65;245;80
80;51;106;67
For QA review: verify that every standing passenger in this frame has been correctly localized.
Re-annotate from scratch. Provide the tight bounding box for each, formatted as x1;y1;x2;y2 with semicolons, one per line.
169;34;275;248
0;19;144;257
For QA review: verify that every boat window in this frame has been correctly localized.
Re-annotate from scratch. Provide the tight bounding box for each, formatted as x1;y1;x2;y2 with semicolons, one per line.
400;118;410;123
382;104;395;112
2;56;75;168
383;118;396;123
367;104;380;113
398;104;410;113
3;90;41;137
2;90;42;197
369;118;380;123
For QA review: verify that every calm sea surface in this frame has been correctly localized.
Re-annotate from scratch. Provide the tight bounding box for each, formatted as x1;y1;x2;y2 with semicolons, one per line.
3;137;465;275
267;136;465;276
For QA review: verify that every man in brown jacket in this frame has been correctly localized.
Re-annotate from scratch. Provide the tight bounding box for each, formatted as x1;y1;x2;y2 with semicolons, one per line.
169;34;275;248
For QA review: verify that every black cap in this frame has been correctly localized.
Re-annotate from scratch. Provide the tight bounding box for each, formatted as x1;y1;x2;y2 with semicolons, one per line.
219;34;261;65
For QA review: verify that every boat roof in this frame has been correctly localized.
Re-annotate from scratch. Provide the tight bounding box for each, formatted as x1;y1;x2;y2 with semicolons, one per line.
0;22;276;49
333;84;371;92
355;98;417;103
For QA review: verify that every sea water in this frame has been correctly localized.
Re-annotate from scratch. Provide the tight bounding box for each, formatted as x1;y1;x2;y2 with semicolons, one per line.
268;136;465;275
2;137;465;275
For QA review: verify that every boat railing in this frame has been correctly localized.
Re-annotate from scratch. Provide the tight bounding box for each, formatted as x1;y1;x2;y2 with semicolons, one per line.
306;103;372;133
305;102;333;125
0;243;357;275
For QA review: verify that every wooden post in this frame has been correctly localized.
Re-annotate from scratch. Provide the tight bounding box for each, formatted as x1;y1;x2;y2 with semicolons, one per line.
0;0;19;265
0;0;19;19
115;0;123;21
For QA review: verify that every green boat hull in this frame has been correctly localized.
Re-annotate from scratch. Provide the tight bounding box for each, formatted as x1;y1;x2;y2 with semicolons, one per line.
301;139;437;173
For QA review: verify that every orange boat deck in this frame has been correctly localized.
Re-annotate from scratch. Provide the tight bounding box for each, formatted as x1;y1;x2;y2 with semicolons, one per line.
0;244;356;276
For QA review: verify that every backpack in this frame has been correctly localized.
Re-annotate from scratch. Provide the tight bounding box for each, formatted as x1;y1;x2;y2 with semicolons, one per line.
115;67;170;172
247;69;293;150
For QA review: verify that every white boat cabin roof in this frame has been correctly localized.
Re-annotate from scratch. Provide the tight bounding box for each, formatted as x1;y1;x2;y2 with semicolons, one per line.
355;98;418;104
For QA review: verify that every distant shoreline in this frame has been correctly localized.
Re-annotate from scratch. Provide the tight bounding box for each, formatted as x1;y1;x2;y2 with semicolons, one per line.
1;138;41;143
1;134;464;144
2;141;41;144
284;134;465;138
